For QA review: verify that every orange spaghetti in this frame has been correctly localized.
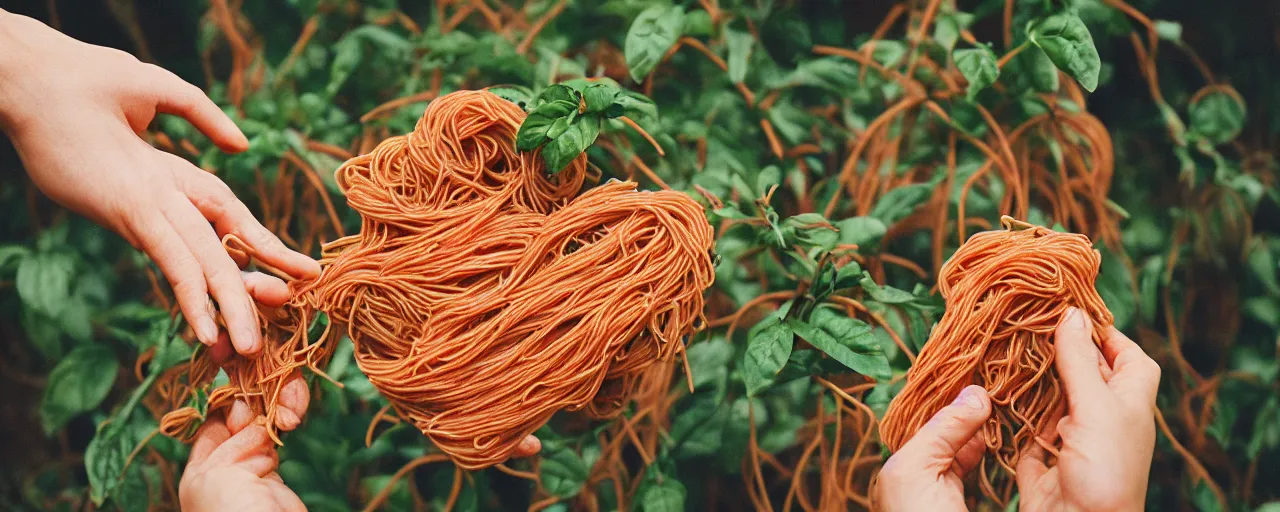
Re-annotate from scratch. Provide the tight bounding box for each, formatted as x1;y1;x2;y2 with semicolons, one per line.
159;90;716;469
878;216;1113;503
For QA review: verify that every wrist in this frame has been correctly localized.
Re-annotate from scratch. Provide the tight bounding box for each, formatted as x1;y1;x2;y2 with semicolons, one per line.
0;9;37;136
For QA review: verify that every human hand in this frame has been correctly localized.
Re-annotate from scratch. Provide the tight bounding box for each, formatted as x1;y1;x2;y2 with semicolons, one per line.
1016;307;1161;512
0;10;320;359
874;384;993;512
179;402;307;512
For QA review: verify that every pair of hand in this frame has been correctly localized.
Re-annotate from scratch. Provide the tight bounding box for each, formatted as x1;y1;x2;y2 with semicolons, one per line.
2;11;544;510
875;307;1162;511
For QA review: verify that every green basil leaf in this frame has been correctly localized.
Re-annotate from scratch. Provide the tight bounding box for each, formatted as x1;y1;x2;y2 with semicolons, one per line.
1027;12;1102;92
86;423;132;505
1189;89;1246;145
869;183;932;225
638;475;686;512
788;314;891;381
16;251;76;318
543;116;603;174
625;6;686;82
835;217;888;248
40;345;119;435
583;84;619;114
954;46;999;99
517;99;578;151
859;273;916;304
743;318;795;396
539;441;588;498
726;28;753;83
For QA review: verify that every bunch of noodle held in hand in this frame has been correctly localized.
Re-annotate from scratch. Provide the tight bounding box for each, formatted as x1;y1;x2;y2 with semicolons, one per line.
878;216;1114;504
159;90;717;469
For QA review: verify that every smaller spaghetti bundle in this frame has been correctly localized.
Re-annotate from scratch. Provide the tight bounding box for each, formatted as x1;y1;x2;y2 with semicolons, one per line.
878;216;1113;502
159;90;717;469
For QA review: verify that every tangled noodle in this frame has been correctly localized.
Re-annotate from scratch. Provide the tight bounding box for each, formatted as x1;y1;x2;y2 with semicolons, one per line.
160;90;717;469
878;216;1113;503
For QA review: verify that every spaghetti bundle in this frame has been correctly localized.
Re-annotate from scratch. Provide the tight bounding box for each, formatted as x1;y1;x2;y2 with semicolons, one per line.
160;90;716;469
878;216;1113;501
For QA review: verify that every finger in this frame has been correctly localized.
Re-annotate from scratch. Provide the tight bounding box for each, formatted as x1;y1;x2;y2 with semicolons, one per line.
209;330;234;365
244;271;291;308
1102;326;1162;407
145;64;249;153
189;415;231;466
953;430;987;477
234;450;279;479
275;372;310;432
893;385;991;469
161;197;261;355
180;166;321;280
1054;308;1109;414
1015;438;1050;493
227;400;256;435
134;217;218;346
511;435;542;459
207;423;274;469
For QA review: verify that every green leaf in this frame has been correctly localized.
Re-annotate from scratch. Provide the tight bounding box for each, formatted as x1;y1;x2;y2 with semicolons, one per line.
612;91;659;120
16;252;76;318
743;318;795;396
685;337;733;391
540;441;588;498
859;274;915;304
0;244;30;271
1189;89;1246;145
1247;396;1280;458
788;314;891;381
835;217;888;248
1248;239;1280;295
1256;503;1280;512
638;475;686;512
40;345;119;435
808;307;891;381
543;116;603;173
86;423;132;506
625;6;686;82
869;183;932;225
1027;12;1102;92
488;85;535;108
1019;45;1061;93
517;98;578;151
834;261;864;289
583;84;619;114
725;28;753;83
954;46;999;99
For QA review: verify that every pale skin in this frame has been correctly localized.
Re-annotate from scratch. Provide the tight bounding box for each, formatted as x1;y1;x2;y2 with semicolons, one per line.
875;307;1162;511
0;10;542;510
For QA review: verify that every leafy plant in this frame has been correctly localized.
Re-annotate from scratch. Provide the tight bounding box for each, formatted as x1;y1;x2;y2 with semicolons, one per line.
1;1;1278;511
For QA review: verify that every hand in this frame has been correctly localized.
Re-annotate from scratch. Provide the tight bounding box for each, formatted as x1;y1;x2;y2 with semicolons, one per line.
179;402;307;512
1017;307;1161;512
875;384;993;511
0;10;320;359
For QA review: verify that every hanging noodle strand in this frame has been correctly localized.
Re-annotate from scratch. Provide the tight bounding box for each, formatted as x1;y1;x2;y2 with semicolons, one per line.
160;90;717;470
878;216;1113;503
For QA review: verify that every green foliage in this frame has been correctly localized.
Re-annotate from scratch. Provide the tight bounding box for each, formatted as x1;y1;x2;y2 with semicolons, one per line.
1027;11;1102;92
2;1;1278;511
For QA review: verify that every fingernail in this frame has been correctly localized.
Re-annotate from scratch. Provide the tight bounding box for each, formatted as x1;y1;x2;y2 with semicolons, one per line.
236;324;262;354
955;386;985;411
276;408;300;431
1064;307;1086;329
196;316;218;345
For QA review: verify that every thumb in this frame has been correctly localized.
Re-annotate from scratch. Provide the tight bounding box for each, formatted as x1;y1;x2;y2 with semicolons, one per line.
893;385;991;466
1055;307;1109;414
